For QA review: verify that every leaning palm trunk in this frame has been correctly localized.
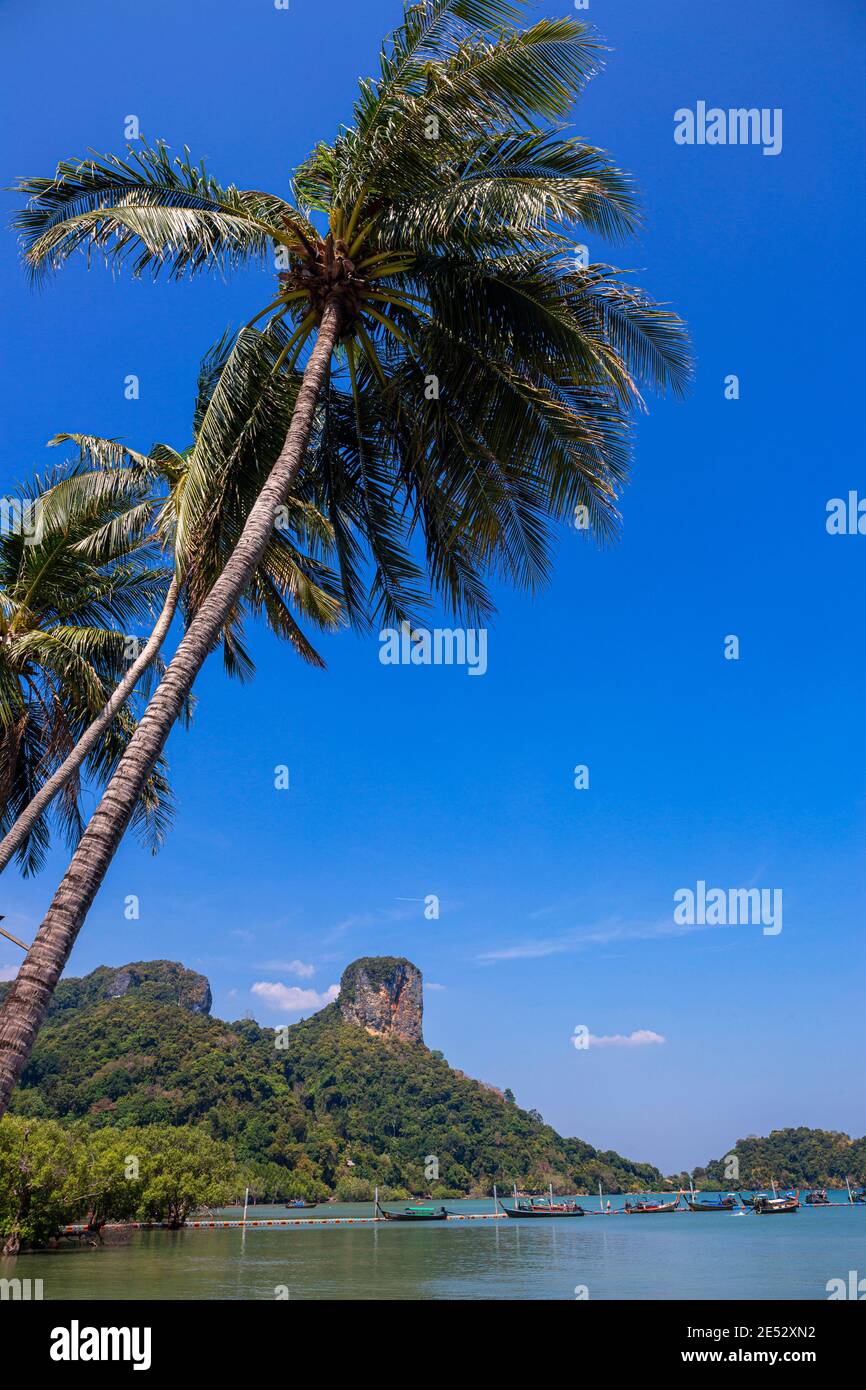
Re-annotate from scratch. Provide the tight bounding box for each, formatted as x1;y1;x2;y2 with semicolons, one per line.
0;302;341;1117
0;578;180;877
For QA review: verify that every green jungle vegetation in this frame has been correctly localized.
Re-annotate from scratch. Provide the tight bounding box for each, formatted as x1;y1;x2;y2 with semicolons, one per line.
1;959;662;1235
0;1117;234;1254
681;1128;866;1191
4;964;859;1249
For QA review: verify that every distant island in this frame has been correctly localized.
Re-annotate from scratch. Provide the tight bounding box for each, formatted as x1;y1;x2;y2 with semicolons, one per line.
2;956;863;1204
673;1128;866;1192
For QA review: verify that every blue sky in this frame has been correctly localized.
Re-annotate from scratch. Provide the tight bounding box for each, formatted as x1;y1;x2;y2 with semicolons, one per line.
1;0;864;1174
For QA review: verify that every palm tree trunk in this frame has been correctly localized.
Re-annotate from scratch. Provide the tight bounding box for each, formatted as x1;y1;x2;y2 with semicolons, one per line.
0;301;342;1118
0;578;180;877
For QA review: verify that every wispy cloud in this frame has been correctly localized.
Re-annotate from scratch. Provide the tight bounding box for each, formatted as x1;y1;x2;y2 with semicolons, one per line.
478;939;566;962
329;903;419;939
251;981;338;1015
588;1030;666;1048
426;982;446;991
477;915;710;963
254;958;315;978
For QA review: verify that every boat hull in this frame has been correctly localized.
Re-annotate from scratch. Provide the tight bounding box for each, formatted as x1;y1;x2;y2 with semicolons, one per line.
624;1207;679;1214
685;1200;738;1212
378;1210;449;1222
624;1199;681;1214
502;1205;584;1218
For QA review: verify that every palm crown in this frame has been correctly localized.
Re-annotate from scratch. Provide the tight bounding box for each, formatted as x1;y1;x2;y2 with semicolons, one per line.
0;0;693;1120
14;0;690;622
57;327;345;678
0;470;172;873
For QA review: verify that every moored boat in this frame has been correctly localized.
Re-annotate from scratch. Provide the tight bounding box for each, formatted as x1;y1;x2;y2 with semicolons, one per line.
375;1201;450;1222
684;1193;739;1212
753;1193;799;1214
623;1194;681;1214
804;1189;830;1206
501;1197;585;1218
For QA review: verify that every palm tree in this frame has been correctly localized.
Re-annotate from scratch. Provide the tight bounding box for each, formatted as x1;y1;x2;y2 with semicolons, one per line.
0;0;690;1115
0;329;343;875
0;467;174;875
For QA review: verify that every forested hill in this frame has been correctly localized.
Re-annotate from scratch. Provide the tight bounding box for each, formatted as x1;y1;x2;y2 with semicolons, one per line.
0;960;212;1019
689;1128;866;1189
5;956;664;1199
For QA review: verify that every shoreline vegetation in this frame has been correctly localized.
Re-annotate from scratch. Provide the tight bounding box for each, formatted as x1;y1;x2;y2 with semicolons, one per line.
1;959;863;1253
3;1112;864;1254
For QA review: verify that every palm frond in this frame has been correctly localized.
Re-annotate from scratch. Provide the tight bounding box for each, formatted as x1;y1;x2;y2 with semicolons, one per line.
15;141;316;280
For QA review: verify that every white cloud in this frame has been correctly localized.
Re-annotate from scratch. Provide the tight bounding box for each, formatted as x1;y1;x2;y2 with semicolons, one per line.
251;981;338;1015
588;1030;666;1048
426;982;446;991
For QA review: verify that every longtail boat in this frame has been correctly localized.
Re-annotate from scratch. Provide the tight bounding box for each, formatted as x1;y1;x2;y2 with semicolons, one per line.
851;1189;866;1204
623;1194;681;1214
804;1189;830;1206
684;1193;738;1212
284;1199;318;1209
753;1193;799;1214
375;1201;450;1222
501;1198;585;1218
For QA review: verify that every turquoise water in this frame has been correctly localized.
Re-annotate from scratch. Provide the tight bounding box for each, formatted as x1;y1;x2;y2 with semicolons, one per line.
4;1196;865;1300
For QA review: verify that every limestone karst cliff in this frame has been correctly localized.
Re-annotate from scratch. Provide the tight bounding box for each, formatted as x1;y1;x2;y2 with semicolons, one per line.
0;959;212;1018
3;953;667;1194
338;956;424;1044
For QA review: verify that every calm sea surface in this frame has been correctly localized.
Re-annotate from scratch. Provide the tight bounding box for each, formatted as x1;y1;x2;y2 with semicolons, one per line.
6;1196;865;1300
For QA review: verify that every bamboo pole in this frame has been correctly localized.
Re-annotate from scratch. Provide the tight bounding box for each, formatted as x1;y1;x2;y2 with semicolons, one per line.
0;924;29;952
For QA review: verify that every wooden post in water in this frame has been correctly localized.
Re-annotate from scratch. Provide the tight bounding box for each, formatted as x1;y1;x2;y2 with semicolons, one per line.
242;1186;249;1226
598;1180;604;1215
493;1183;498;1217
845;1175;853;1205
374;1185;379;1220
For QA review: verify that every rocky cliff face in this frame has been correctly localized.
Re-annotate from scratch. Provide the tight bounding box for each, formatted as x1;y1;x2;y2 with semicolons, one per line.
0;960;213;1018
338;956;423;1044
98;963;212;1016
